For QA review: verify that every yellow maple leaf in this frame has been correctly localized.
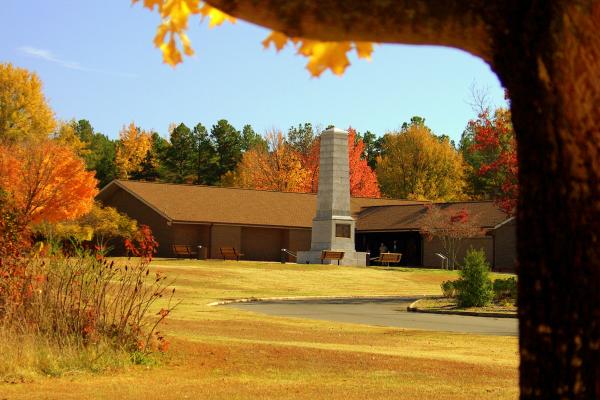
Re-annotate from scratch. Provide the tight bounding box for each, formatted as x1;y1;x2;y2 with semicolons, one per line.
199;4;236;27
262;31;289;51
262;31;374;76
135;0;234;66
132;0;163;12
161;35;183;66
162;0;196;31
297;40;352;77
180;32;194;56
153;23;169;48
355;42;374;60
136;2;373;73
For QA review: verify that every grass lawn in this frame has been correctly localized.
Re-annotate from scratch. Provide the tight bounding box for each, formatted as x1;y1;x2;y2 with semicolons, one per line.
415;297;517;316
1;260;518;399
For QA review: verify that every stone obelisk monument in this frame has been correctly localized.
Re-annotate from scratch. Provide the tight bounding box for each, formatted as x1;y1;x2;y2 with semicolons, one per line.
297;127;366;266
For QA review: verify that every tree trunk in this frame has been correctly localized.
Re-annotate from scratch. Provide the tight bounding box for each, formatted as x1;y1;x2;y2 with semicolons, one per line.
491;2;600;398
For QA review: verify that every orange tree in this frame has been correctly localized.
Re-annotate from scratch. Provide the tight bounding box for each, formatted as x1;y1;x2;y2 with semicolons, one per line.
0;140;98;228
224;130;310;192
136;1;600;397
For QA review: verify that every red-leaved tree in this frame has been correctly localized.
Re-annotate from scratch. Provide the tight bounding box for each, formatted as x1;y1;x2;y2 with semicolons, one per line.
420;205;485;269
467;108;518;215
124;225;159;262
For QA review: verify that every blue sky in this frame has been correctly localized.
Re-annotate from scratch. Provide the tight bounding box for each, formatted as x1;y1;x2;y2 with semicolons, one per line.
2;1;507;142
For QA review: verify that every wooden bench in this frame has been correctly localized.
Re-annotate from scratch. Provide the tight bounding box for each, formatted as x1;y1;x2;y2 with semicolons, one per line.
172;244;198;259
220;246;244;261
321;250;345;265
372;252;402;266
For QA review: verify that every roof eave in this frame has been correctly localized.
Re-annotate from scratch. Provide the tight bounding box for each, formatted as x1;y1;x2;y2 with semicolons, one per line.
96;180;173;223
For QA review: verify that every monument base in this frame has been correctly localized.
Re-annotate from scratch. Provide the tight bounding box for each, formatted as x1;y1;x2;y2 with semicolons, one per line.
296;250;367;266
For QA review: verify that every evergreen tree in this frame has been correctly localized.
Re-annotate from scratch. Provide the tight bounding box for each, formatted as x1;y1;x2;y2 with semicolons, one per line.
91;135;117;188
165;123;196;183
74;119;95;143
150;131;170;164
286;123;315;156
357;130;381;169
401;116;427;131
71;119;116;188
210;119;242;182
241;124;266;151
192;123;218;185
131;132;168;181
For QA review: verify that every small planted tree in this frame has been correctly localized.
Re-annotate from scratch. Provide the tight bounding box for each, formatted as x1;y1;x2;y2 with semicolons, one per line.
420;205;485;269
33;203;139;256
78;203;139;253
456;248;494;307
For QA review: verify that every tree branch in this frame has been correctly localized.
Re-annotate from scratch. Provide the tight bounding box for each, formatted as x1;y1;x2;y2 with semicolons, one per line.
205;0;498;62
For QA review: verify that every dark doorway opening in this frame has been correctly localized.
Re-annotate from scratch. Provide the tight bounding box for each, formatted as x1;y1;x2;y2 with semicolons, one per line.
356;231;422;266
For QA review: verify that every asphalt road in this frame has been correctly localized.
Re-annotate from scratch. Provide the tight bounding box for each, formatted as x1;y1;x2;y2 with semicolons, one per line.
226;297;518;336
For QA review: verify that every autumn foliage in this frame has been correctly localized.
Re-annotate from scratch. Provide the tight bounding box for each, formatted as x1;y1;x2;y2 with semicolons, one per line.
0;63;56;144
377;122;466;201
420;205;485;269
124;225;160;262
0;140;98;228
134;1;374;76
227;128;381;198
305;128;381;197
115;123;154;180
225;131;310;192
466;109;518;215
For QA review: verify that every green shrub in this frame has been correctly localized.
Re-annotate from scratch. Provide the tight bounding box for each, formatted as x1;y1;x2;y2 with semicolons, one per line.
456;248;494;307
493;277;517;303
440;280;458;298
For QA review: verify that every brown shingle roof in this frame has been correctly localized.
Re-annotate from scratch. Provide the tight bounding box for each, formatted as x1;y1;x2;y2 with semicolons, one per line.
356;201;510;232
98;180;423;228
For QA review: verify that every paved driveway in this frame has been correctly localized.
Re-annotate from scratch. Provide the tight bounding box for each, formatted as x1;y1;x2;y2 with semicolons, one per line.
226;297;518;336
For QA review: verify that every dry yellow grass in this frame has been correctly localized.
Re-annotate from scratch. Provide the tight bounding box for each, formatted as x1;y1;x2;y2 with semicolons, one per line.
418;297;517;315
1;260;518;399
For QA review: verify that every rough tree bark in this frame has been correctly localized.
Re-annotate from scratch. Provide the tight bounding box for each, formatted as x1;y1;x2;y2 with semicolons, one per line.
206;1;600;397
492;3;600;398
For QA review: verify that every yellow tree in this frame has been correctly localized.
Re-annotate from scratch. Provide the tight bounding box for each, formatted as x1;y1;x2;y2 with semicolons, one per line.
35;202;138;251
225;130;310;192
115;122;153;179
135;2;600;397
52;120;89;157
377;123;466;201
0;140;98;227
0;63;56;144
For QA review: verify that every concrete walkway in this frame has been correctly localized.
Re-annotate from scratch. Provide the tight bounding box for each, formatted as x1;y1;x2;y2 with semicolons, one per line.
226;297;518;336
